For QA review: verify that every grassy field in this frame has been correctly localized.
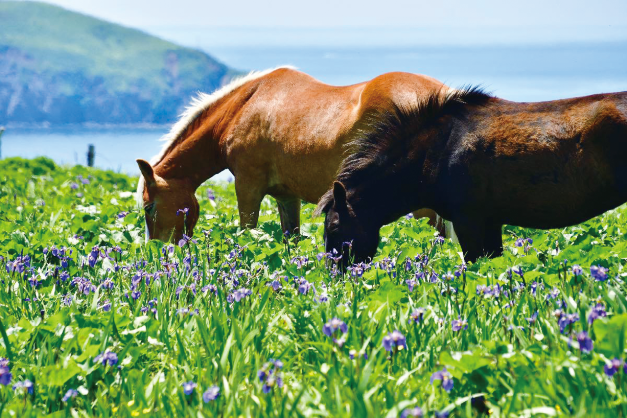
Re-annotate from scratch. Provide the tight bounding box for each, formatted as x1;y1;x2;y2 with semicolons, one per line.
0;157;627;417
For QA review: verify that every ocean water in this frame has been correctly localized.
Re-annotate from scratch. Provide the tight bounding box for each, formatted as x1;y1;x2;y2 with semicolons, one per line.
3;42;626;179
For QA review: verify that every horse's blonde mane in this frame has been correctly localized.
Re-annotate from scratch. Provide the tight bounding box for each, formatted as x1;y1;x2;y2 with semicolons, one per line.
136;65;297;207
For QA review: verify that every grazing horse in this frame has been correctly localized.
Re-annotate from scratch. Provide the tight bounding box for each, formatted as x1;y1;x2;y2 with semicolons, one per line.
136;66;450;242
316;86;627;264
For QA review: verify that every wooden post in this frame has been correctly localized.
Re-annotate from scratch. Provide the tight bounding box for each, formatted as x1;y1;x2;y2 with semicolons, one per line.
87;144;95;167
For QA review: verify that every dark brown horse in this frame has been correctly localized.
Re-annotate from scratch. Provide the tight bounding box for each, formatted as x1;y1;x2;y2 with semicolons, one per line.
316;87;627;264
136;67;450;242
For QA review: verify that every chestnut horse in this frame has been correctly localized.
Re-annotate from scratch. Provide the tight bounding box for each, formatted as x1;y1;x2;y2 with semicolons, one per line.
316;87;627;264
136;67;450;242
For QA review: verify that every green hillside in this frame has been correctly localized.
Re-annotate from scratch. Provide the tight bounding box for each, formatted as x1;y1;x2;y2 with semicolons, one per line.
0;1;238;125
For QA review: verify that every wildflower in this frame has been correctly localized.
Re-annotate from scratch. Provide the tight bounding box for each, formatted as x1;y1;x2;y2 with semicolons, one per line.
452;316;468;332
558;313;579;334
430;368;454;392
590;265;608;282
203;386;220;402
526;311;538;325
297;278;313;295
117;211;129;219
268;279;282;291
400;406;424;417
0;360;11;386
94;351;118;366
382;330;406;352
576;331;593;353
178;234;197;247
131;290;141;300
62;388;79;402
206;189;215;201
435;411;450;418
176;208;189;216
257;360;284;394
572;265;583;276
182;381;196;395
70;182;79;190
405;213;414;219
604;358;624;377
442;271;454;281
349;350;368;360
588;303;607;324
13;379;33;394
231;288;252;302
406;279;418;292
291;256;310;269
409;308;427;324
323;318;348;337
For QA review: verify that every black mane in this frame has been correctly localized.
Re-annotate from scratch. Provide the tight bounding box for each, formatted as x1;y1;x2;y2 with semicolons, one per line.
314;85;491;216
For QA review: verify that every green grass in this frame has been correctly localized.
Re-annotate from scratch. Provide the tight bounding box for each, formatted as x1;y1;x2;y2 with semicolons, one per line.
0;156;627;417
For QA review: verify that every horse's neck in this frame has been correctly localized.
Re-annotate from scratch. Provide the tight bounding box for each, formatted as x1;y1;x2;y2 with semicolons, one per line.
154;103;233;189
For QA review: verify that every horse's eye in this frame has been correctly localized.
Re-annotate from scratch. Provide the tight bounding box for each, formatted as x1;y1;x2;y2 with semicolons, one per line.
144;203;155;213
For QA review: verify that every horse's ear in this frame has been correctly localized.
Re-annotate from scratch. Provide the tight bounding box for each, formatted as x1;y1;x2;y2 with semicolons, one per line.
136;159;156;187
332;181;349;212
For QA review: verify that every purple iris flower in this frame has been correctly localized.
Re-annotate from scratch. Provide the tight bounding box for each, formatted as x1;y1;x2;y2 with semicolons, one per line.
117;211;129;219
13;379;33;394
176;207;189;216
588;303;607;324
571;265;583;276
430;368;454;392
203;386;220;402
323;318;348;337
604;358;624;377
0;361;11;386
297;278;313;295
558;313;579;334
526;311;539;325
590;265;608;282
400;406;424;417
207;189;215;201
94;351;118;366
257;360;284;394
349;350;368;360
435;411;450;418
182;381;196;395
62;388;79;402
382;330;406;352
409;308;427;324
576;331;593;353
452;316;468;332
406;279;418;292
442;271;454;281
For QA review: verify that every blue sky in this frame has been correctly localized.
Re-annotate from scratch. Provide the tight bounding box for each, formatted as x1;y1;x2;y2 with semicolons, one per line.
38;0;627;46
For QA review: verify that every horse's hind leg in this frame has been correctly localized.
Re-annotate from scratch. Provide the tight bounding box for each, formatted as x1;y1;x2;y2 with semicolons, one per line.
483;223;504;259
235;177;265;229
277;197;301;235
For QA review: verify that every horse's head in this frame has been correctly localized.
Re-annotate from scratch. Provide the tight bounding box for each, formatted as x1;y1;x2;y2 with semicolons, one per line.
317;181;380;268
136;159;200;243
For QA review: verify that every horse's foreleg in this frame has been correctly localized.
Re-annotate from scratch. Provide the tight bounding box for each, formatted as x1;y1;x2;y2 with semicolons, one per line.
483;223;504;259
277;197;301;235
235;178;264;229
451;220;485;263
